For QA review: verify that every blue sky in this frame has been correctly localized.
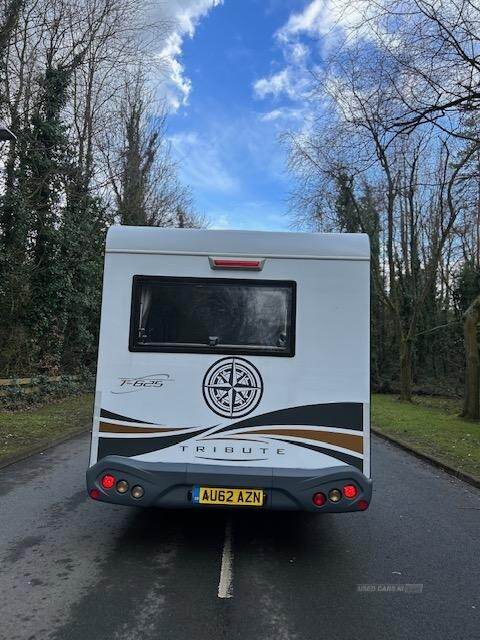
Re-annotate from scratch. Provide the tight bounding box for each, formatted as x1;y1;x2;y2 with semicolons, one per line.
158;0;322;231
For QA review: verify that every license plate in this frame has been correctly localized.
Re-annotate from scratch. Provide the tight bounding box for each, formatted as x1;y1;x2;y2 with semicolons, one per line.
192;486;264;507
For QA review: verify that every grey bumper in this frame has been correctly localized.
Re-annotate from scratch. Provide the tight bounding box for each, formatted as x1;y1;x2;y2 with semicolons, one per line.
87;456;372;512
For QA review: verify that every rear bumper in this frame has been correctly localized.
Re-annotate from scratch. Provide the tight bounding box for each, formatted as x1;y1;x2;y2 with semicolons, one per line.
86;456;372;512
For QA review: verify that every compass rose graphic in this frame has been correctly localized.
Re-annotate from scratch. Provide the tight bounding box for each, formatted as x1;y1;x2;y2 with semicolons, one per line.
202;357;263;418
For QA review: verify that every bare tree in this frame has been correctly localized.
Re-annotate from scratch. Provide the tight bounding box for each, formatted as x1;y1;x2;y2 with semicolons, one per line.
104;74;199;228
285;41;479;400
342;0;480;141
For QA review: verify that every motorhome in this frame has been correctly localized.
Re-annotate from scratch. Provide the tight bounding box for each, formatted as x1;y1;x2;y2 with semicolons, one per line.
86;226;372;511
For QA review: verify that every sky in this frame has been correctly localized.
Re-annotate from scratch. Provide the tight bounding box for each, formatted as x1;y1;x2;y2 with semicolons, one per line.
153;0;343;231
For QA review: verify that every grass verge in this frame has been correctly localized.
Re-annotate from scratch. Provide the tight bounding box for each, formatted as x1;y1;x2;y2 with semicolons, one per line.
0;393;93;466
372;393;480;480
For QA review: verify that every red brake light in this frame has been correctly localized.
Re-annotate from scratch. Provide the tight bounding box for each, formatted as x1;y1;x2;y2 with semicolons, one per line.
209;257;264;271
312;492;327;507
101;474;116;489
343;484;358;499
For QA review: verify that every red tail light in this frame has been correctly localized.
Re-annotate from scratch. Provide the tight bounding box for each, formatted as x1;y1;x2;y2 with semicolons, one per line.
209;257;264;271
357;499;369;511
89;488;101;500
343;484;358;499
312;492;327;507
101;473;116;489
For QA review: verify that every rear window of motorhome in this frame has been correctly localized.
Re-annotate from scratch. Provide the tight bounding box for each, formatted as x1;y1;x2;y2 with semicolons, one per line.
129;276;296;356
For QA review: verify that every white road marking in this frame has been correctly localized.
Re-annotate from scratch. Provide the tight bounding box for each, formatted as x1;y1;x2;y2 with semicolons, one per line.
218;517;234;599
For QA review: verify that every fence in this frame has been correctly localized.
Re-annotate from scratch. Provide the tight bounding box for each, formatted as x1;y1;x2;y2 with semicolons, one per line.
0;376;79;398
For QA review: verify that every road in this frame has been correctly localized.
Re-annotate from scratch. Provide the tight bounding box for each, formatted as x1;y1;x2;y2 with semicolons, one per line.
0;433;478;640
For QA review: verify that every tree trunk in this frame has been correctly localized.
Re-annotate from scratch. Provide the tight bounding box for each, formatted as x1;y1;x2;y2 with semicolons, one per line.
462;295;480;419
0;0;24;58
399;336;413;401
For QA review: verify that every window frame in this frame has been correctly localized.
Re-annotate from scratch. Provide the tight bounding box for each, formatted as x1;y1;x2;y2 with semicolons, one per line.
128;274;296;357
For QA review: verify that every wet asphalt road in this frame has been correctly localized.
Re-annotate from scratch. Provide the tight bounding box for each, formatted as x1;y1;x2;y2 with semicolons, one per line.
0;433;479;640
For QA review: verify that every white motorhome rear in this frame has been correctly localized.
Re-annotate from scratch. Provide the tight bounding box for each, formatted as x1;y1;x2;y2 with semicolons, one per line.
86;227;372;511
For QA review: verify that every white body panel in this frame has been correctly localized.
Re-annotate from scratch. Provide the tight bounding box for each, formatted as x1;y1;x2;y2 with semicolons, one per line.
90;227;370;476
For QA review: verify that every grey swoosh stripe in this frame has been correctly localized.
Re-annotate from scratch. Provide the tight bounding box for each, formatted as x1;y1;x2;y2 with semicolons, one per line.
100;409;155;424
97;427;211;459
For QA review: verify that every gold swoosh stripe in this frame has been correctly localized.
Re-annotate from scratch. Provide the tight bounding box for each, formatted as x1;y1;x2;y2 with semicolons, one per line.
240;429;363;454
99;422;184;434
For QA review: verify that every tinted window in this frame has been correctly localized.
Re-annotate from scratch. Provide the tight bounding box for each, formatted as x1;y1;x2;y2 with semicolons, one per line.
130;276;295;356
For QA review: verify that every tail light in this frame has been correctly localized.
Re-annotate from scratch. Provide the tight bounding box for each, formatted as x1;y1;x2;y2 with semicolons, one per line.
101;473;116;489
357;499;369;511
89;488;101;500
343;484;358;499
312;492;326;507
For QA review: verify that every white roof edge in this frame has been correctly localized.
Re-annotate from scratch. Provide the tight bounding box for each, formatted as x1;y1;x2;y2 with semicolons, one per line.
105;226;370;260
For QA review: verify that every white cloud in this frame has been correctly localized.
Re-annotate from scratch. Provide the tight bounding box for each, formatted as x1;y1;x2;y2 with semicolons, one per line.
254;69;291;99
169;131;240;193
285;42;309;64
253;1;368;105
153;1;223;110
277;0;363;43
207;204;290;231
277;0;326;41
253;67;311;101
168;112;296;231
209;213;231;229
259;107;305;123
